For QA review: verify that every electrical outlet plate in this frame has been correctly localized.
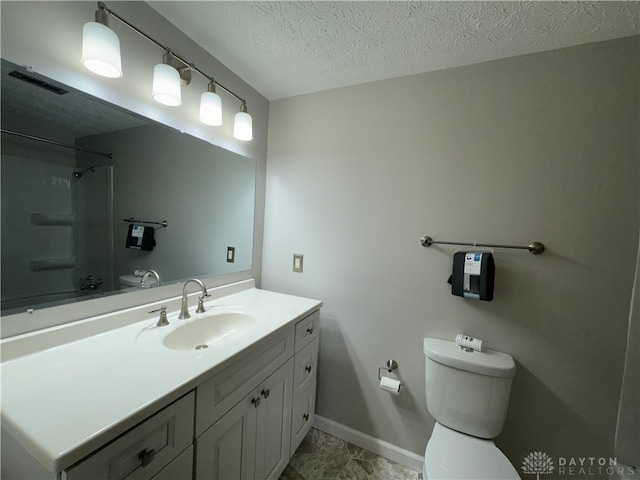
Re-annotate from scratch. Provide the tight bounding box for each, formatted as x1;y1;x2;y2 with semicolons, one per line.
293;254;303;273
227;246;235;263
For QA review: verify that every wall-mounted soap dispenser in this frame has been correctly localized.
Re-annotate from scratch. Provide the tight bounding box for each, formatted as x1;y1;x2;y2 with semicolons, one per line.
450;251;495;301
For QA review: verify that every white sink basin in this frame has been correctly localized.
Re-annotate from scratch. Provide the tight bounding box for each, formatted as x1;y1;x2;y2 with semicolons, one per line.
163;311;256;351
136;306;259;352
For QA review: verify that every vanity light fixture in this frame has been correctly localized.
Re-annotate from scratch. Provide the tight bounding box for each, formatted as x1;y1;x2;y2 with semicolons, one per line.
152;51;182;107
234;102;253;141
81;1;252;141
199;79;223;126
81;3;122;78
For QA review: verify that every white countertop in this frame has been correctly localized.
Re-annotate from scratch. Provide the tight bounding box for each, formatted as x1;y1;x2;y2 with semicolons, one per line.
0;287;321;473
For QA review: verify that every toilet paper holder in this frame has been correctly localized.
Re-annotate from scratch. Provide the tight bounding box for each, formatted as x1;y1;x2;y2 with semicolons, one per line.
377;359;399;380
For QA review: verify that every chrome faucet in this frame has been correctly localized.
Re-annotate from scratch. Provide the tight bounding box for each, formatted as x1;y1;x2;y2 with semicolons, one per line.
178;278;210;319
140;270;161;289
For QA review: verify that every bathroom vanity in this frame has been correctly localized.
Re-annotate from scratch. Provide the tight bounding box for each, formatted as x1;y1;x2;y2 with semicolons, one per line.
0;281;321;480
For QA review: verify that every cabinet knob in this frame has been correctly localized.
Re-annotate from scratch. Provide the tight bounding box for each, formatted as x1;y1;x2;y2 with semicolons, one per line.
305;365;312;373
261;389;270;399
251;397;261;408
306;327;314;334
138;448;156;468
303;413;310;421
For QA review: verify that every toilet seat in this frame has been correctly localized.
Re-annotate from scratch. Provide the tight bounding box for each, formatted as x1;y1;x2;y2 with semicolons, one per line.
424;423;521;480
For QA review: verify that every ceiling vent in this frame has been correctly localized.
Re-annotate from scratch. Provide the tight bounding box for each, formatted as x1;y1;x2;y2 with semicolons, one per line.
8;71;68;95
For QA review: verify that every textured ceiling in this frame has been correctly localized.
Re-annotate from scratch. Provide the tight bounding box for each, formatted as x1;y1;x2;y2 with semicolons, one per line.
150;1;639;101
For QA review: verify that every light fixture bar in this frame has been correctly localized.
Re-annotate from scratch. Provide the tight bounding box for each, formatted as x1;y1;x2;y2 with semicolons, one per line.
97;2;246;104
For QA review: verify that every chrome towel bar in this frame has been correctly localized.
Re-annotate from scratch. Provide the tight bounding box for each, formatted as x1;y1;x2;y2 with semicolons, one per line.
123;217;168;228
420;236;545;255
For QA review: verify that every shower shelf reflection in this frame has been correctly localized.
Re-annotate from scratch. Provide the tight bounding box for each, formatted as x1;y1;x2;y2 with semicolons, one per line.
30;213;76;226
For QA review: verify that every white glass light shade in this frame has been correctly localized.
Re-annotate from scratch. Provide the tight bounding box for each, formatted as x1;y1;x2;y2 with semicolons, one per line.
81;22;122;78
152;63;181;106
199;91;223;126
233;111;253;141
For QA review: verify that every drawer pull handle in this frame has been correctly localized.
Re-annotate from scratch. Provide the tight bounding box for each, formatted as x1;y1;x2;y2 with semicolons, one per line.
305;365;312;373
139;448;156;468
261;389;270;399
303;413;310;421
252;397;261;408
306;327;314;334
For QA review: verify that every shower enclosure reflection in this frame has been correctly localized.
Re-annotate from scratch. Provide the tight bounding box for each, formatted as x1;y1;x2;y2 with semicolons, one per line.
1;156;112;312
0;58;256;316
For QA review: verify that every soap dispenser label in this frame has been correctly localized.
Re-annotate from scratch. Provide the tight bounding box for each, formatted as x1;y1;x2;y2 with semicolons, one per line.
463;253;482;299
132;225;144;240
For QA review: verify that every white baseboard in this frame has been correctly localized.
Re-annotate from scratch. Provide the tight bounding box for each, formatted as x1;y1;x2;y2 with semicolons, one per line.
313;415;425;473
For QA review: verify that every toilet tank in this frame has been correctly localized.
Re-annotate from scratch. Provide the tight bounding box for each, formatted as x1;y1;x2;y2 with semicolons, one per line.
423;337;516;439
119;274;142;288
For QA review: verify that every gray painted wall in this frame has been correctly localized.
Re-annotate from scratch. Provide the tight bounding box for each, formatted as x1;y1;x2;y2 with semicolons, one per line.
263;36;640;470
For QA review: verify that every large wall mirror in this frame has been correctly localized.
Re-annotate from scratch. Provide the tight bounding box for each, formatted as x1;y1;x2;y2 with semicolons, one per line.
1;58;256;317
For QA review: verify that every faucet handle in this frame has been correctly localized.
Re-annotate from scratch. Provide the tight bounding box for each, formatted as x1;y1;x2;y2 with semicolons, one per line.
148;305;169;327
196;296;206;314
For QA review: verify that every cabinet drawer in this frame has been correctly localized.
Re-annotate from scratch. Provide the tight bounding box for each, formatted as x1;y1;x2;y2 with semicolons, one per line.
294;310;319;353
65;392;195;480
196;328;295;436
290;381;316;457
292;338;318;404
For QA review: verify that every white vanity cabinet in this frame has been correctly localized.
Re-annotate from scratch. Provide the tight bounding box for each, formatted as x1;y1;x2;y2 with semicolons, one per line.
1;288;321;480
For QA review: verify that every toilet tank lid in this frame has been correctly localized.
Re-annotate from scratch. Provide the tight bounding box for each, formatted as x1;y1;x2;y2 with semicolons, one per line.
423;338;516;378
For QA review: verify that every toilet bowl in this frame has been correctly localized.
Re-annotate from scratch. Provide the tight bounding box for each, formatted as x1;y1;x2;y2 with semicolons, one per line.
424;423;520;479
423;337;521;480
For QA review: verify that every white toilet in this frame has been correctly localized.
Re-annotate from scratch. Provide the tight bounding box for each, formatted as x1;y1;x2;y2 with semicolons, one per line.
423;337;521;480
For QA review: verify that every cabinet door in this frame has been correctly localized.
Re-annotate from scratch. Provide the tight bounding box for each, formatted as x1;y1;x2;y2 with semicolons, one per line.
254;358;294;480
195;393;258;480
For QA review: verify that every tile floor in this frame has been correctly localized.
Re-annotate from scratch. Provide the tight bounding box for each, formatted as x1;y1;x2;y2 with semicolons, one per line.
279;428;420;480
